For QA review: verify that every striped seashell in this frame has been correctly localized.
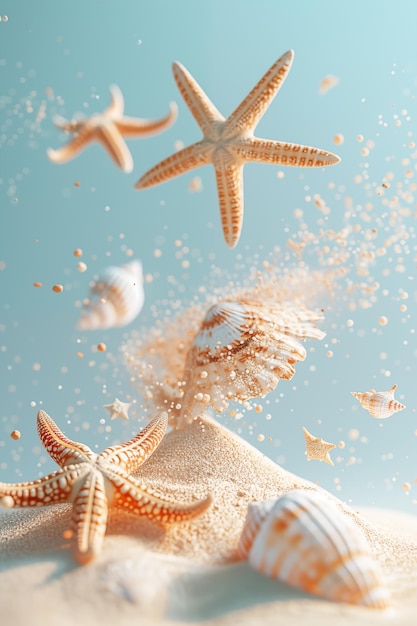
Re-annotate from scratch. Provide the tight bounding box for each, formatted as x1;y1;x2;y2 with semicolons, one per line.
237;497;276;559
178;300;325;424
78;260;144;330
247;490;390;609
351;384;406;419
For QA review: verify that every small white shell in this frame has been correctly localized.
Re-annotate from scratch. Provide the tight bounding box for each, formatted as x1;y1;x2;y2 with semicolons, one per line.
351;384;406;419
179;300;325;424
78;260;144;330
244;490;389;609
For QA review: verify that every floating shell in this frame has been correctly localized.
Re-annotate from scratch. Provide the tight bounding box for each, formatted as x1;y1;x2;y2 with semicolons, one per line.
78;260;144;330
351;384;406;419
244;490;390;609
179;300;325;424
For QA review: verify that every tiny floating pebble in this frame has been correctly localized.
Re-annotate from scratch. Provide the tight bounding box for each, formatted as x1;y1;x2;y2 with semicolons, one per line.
77;261;87;273
10;429;21;440
333;134;344;145
33;282;42;288
97;342;107;352
378;316;388;326
74;181;80;187
52;284;63;293
73;248;83;257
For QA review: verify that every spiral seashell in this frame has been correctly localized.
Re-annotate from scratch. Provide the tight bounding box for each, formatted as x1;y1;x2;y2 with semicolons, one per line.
244;490;390;609
78;260;144;330
178;300;325;424
237;498;276;559
351;384;406;419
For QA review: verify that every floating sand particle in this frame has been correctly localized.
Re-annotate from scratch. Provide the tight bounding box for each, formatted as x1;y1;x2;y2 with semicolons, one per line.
326;350;333;358
257;434;265;442
403;482;411;492
97;343;107;352
73;248;83;257
10;430;21;440
188;176;203;192
52;284;63;293
77;352;84;358
276;170;285;179
74;181;80;187
378;316;388;326
319;74;339;95
77;261;87;273
348;428;360;441
333;134;344;145
338;441;345;449
33;282;42;288
357;134;364;143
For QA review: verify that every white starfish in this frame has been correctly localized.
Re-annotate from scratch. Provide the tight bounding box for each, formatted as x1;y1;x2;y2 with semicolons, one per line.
48;85;178;173
135;50;340;248
103;398;132;421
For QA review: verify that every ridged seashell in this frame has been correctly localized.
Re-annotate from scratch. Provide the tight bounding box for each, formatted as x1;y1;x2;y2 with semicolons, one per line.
179;300;325;422
237;498;276;559
244;490;390;609
351;384;406;419
78;260;144;330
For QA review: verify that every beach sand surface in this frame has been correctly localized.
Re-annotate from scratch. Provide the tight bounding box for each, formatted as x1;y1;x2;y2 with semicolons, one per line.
1;415;417;625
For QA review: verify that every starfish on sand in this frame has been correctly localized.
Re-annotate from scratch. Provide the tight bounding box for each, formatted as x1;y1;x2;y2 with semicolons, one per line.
302;426;336;466
103;398;132;421
0;410;211;564
135;50;341;248
47;84;178;173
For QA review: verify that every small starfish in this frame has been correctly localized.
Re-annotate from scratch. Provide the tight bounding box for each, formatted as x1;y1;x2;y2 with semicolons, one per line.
103;398;132;421
135;50;340;248
47;84;178;173
0;410;211;564
302;426;336;466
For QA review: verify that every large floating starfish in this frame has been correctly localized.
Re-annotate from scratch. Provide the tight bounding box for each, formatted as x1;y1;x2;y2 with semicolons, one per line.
135;50;340;248
47;84;178;173
0;410;211;564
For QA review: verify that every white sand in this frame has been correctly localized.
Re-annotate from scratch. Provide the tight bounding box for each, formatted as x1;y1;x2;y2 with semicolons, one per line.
1;415;417;625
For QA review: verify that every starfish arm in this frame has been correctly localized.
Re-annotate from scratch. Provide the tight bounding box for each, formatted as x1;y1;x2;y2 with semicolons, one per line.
37;410;95;467
104;84;125;117
172;62;225;137
99;412;168;474
224;50;294;138
135;140;212;189
0;465;85;508
109;471;212;524
213;149;244;248
71;471;108;564
47;126;94;164
95;122;134;173
116;102;178;137
234;138;341;167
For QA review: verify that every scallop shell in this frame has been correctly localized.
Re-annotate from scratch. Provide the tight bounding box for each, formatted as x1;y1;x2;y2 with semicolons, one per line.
78;260;144;330
179;300;325;424
351;384;406;419
246;490;390;609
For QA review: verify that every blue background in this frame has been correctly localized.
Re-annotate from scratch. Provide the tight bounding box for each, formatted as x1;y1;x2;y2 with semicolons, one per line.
1;0;417;513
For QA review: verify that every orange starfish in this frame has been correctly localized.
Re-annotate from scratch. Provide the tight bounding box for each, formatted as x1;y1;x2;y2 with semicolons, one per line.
47;84;177;173
0;410;211;564
135;50;340;248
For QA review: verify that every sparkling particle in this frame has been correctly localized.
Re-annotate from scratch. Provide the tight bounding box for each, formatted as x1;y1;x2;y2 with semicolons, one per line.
348;429;360;441
10;430;21;440
378;316;388;326
97;343;107;352
333;134;344;145
257;433;265;442
77;261;87;272
52;284;64;293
